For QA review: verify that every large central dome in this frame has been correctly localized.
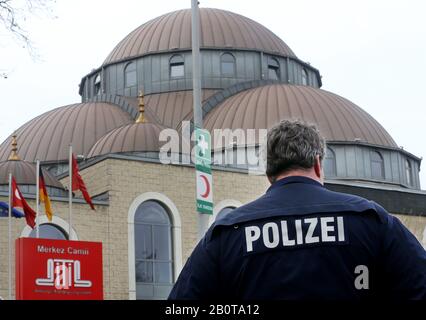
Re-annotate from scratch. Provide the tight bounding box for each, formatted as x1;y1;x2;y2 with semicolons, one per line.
103;8;297;65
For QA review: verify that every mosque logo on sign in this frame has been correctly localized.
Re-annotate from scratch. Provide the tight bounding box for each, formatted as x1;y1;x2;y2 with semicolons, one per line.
35;258;92;290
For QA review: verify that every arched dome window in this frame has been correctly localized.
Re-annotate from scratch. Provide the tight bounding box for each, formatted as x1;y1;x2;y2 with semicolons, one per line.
324;147;336;177
170;55;184;78
221;52;236;76
268;57;280;81
134;200;173;300
125;62;137;88
94;73;101;95
29;223;68;240
405;159;413;186
371;151;384;179
302;68;308;85
215;206;235;221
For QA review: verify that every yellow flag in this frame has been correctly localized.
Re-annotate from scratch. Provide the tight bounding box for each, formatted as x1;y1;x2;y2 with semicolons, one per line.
39;168;53;221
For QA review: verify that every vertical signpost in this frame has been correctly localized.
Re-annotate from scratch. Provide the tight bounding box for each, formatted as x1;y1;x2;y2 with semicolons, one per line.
192;0;211;239
195;128;213;215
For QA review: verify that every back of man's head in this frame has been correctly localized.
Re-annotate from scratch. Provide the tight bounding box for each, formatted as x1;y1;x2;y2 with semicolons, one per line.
266;119;326;182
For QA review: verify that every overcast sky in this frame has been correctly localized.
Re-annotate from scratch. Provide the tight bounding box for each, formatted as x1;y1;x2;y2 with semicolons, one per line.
0;0;425;188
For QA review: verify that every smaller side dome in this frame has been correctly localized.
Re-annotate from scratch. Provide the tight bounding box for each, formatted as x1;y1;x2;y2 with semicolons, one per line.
0;136;63;189
0;102;133;163
204;84;397;148
0;161;63;189
87;122;165;158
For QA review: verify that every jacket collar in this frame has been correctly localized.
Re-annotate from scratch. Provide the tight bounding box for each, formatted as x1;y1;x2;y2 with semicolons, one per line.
267;176;323;193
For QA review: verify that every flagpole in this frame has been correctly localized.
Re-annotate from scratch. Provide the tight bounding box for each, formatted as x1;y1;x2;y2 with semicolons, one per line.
8;173;12;300
36;160;40;239
69;145;72;240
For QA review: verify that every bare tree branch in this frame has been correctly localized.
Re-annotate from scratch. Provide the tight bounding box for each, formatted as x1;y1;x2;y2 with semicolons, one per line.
0;0;56;77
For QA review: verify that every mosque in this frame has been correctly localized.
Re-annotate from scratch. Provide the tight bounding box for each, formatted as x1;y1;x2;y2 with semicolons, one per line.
0;7;425;300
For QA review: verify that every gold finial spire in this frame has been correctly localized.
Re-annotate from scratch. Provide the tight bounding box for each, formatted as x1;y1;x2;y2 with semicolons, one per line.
136;91;146;124
8;135;20;161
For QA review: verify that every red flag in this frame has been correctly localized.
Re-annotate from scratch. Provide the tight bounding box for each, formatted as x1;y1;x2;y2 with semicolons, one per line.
11;177;36;228
72;154;95;210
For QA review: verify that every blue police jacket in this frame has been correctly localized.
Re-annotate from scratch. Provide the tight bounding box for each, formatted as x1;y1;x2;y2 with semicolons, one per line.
168;176;426;300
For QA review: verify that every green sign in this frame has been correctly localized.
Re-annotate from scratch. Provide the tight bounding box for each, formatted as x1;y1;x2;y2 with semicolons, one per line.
195;127;211;173
195;127;213;215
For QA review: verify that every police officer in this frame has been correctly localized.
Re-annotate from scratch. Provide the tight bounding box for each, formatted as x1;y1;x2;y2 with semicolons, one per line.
169;120;426;300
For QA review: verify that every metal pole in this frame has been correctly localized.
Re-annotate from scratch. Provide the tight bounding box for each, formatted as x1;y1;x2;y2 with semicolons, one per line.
192;0;209;240
192;0;202;128
36;160;40;239
69;146;72;240
8;173;12;300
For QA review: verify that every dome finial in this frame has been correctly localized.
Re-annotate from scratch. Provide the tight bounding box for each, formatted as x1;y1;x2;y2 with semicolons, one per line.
8;134;20;161
136;91;146;124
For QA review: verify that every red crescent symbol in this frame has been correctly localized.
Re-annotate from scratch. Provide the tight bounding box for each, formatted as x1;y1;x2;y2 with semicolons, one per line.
200;174;210;199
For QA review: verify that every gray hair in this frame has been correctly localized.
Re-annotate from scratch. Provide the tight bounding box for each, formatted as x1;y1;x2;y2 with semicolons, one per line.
266;119;325;181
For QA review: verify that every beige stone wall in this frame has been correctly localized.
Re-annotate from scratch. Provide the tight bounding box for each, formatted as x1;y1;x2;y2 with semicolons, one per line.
394;214;426;245
99;159;269;299
0;157;425;300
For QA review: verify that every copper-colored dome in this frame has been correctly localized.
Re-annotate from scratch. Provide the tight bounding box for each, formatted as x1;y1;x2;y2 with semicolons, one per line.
104;8;296;65
0;102;133;162
87;122;165;158
0;160;63;188
204;84;397;148
144;89;218;129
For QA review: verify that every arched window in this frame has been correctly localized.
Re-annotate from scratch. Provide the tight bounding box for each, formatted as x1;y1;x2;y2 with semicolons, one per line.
371;151;384;179
323;147;336;177
210;200;242;227
94;73;101;95
170;55;184;78
125;62;137;88
215;206;235;221
29;223;68;240
221;53;235;76
268;57;280;81
134;200;173;300
405;159;412;186
302;68;308;85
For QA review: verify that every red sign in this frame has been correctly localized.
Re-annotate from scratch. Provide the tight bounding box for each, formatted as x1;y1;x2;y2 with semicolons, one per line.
16;238;103;300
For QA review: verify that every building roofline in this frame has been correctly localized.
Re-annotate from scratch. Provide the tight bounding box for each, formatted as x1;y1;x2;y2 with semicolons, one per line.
325;181;426;216
325;178;426;196
56;152;424;192
52;152;426;217
0;191;109;206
